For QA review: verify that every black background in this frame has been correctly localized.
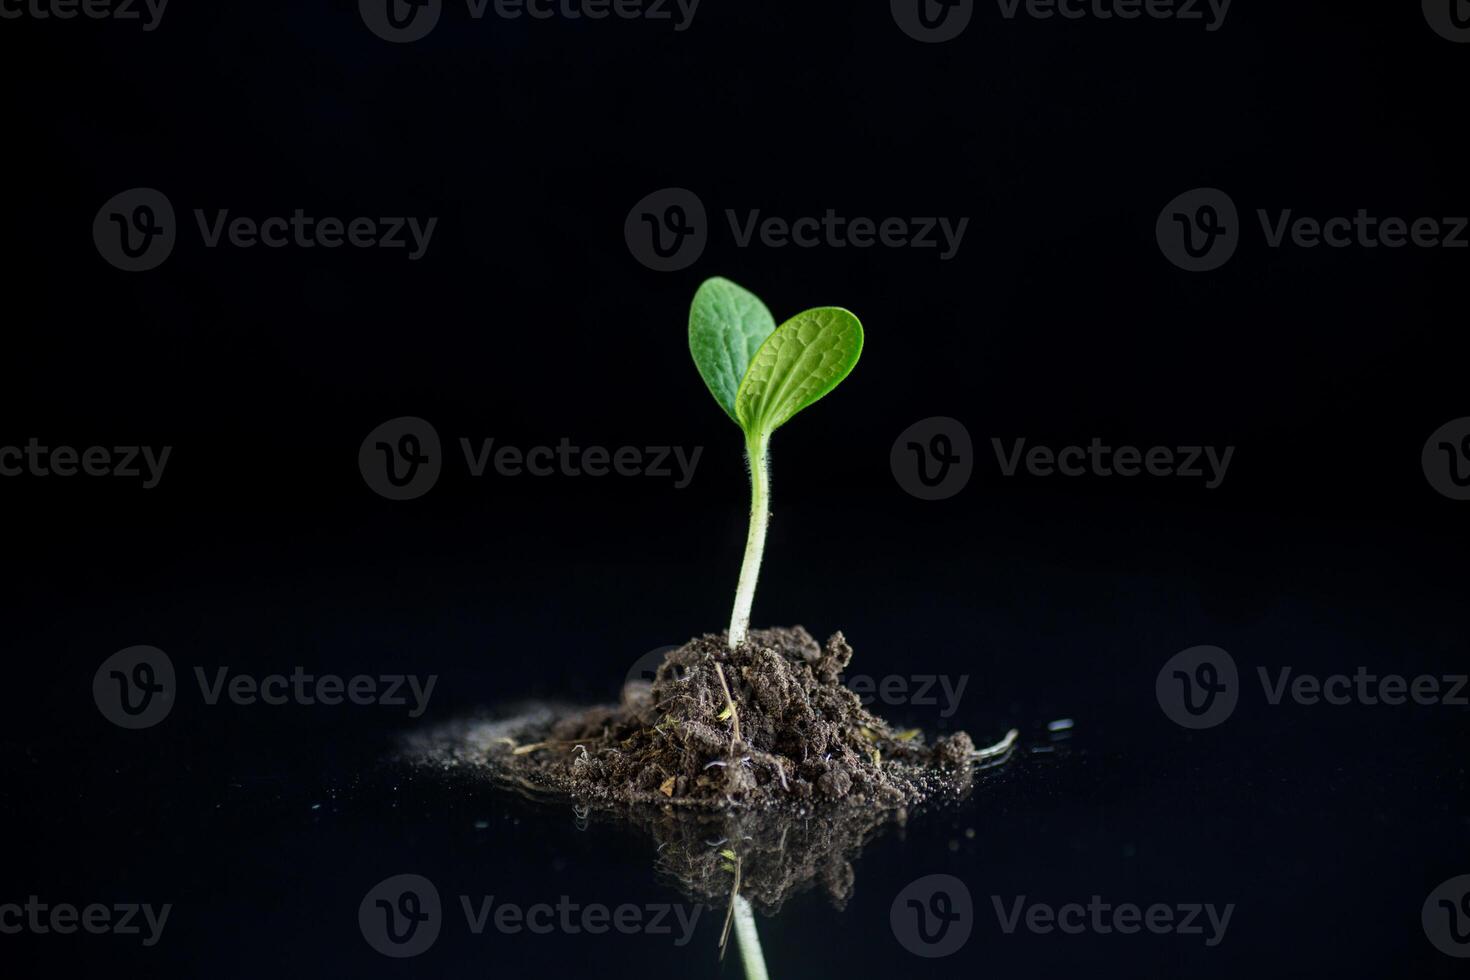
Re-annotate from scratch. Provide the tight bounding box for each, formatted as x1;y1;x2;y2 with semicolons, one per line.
2;1;1466;977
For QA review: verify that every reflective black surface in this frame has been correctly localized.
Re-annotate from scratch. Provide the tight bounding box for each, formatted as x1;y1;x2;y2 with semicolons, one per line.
8;497;1466;976
4;2;1466;976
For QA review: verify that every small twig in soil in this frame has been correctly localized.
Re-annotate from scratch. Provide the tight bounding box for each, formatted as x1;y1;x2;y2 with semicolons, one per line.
712;662;742;748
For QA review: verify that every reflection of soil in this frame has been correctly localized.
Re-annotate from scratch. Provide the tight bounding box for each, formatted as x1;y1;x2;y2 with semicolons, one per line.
634;794;933;913
406;718;987;913
404;719;1026;916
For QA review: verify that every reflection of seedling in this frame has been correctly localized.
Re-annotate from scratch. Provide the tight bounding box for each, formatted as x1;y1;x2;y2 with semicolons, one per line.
689;277;863;648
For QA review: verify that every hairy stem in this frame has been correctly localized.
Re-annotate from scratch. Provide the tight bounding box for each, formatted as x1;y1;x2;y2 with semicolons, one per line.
727;431;770;649
732;895;769;980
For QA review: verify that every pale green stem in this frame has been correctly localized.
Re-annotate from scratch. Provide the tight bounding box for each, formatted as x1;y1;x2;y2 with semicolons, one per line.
728;431;770;649
732;895;770;980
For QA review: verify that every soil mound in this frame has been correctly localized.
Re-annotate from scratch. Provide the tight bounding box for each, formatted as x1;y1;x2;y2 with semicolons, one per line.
487;626;977;809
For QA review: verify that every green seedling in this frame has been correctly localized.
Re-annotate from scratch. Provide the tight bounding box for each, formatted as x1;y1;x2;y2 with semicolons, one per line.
688;277;863;649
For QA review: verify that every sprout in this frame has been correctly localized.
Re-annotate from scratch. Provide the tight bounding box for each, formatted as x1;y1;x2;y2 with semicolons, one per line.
688;277;864;649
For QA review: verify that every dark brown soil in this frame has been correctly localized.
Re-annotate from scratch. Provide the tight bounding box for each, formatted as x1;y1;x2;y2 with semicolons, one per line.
476;626;978;809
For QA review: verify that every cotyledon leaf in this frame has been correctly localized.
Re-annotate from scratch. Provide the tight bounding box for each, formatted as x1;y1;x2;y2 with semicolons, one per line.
735;307;863;438
688;277;777;424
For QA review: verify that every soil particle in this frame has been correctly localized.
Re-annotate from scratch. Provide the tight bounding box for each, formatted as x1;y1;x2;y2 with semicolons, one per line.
483;626;977;809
